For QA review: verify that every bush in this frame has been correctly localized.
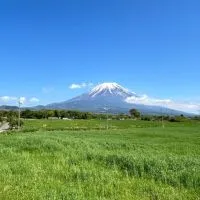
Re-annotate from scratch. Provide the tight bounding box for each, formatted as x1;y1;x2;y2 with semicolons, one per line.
141;116;151;121
169;116;188;122
7;117;24;129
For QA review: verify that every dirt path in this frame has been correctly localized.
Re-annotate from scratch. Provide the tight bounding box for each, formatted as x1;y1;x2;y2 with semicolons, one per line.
0;122;9;133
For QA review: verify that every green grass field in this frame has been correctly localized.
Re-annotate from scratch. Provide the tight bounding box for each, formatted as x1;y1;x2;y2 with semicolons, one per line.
22;119;199;131
0;120;200;199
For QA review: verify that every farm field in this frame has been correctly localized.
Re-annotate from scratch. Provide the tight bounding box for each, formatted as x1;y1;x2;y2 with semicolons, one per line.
0;120;200;199
22;119;200;131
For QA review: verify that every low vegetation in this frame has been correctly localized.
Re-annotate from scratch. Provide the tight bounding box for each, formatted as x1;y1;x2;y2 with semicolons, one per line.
0;109;198;131
0;118;200;199
1;108;197;120
20;118;199;133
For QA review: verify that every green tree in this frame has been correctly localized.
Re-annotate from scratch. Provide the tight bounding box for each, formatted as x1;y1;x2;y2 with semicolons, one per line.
21;109;33;119
0;113;3;123
7;116;24;129
54;110;60;119
47;110;54;119
129;108;141;119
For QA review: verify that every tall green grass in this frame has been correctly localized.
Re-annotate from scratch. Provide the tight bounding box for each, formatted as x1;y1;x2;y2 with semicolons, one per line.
0;126;200;199
22;119;200;132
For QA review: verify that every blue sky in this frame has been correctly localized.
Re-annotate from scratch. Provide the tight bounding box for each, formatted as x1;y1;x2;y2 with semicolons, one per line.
0;0;200;112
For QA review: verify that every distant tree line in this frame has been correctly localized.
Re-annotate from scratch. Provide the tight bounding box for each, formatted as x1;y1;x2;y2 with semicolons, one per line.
140;114;190;122
0;109;118;120
0;109;198;125
129;109;193;122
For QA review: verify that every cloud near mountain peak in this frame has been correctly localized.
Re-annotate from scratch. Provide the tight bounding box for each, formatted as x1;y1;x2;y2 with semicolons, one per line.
69;82;93;89
125;95;200;114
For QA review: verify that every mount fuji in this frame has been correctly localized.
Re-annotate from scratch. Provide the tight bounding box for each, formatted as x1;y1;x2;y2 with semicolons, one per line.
45;82;187;115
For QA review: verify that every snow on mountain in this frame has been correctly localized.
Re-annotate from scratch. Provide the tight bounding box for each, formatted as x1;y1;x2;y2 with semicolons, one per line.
44;82;191;115
89;82;136;98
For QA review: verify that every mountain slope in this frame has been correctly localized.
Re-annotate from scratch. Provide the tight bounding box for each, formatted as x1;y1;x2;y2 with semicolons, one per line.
0;105;19;110
46;82;189;115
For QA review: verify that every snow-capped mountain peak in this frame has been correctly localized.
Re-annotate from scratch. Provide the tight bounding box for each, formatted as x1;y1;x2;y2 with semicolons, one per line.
89;82;136;98
45;82;190;116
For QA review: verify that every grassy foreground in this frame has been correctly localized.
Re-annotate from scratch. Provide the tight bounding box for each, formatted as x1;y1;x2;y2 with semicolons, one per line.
0;125;200;199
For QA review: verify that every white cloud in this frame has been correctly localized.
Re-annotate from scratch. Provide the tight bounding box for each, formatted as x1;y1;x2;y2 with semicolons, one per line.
0;96;17;102
19;97;26;104
0;96;40;105
125;95;172;106
69;84;82;89
29;97;40;103
69;82;93;89
125;95;200;114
